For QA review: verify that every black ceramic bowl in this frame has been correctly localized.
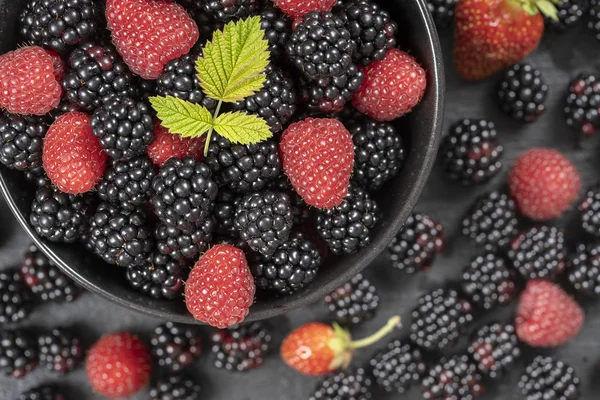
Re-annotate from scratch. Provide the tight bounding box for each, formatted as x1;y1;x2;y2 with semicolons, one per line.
0;0;444;324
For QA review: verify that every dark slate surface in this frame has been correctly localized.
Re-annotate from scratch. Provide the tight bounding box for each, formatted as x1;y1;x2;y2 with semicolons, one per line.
3;24;600;400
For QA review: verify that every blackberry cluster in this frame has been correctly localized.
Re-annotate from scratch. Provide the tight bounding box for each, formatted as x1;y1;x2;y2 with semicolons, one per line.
441;119;504;185
497;63;548;122
29;186;93;244
25;166;49;188
410;288;473;351
468;323;520;379
519;356;580;400
234;191;294;256
545;0;587;30
567;243;600;296
202;0;258;21
151;322;202;372
0;269;33;324
369;340;426;394
260;7;292;58
268;176;311;226
155;220;213;261
426;0;459;27
564;72;600;136
212;189;240;235
251;232;321;294
126;252;186;300
422;355;484;400
233;64;296;134
0;329;38;378
507;226;566;280
18;385;65;400
37;328;83;374
579;183;600;237
286;11;356;80
98;156;155;210
150;374;201;400
309;368;372;400
387;212;444;274
210;322;272;372
19;0;100;53
0;113;48;171
462;191;519;251
316;185;379;256
460;253;515;310
301;64;364;115
589;0;600;41
324;274;379;325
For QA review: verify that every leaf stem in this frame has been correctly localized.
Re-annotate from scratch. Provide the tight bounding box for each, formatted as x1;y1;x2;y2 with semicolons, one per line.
347;316;401;350
204;100;223;156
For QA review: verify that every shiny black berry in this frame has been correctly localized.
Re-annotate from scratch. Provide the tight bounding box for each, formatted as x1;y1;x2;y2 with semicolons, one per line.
210;322;272;372
126;252;187;300
38;328;83;374
18;385;65;400
325;273;379;325
0;112;48;171
260;7;292;58
545;0;587;30
300;64;364;114
201;0;258;21
497;63;548;122
467;323;520;379
422;355;484;400
0;269;33;324
369;340;426;394
426;0;459;27
150;374;201;400
0;328;38;378
507;226;567;281
310;368;372;400
519;356;580;400
564;72;600;136
98;156;155;210
579;183;600;237
590;0;600;41
567;243;600;296
150;322;202;372
155;220;213;261
460;253;515;310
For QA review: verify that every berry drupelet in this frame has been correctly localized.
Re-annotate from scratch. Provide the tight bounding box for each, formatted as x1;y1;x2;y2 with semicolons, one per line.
0;269;33;324
567;243;600;296
467;323;520;379
387;212;444;274
37;328;83;374
0;328;38;378
440;119;503;185
25;166;50;188
210;322;272;372
579;183;600;237
300;64;364;114
589;0;600;41
201;0;258;21
150;322;202;372
0;112;48;171
507;226;567;281
18;385;65;400
150;374;201;400
260;7;292;58
519;356;580;400
309;368;373;400
126;252;187;300
369;340;426;393
268;176;311;226
155;220;213;261
422;355;485;400
325;274;379;325
545;0;587;30
564;72;600;137
497;63;548;122
460;253;516;310
212;189;240;235
426;0;459;28
97;156;155;210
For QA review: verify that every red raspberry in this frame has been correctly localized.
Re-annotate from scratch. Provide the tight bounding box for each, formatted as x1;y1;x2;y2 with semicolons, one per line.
185;244;255;328
508;148;581;221
280;118;354;209
106;0;199;80
147;122;206;167
352;49;426;122
515;280;584;347
42;111;108;194
273;0;336;19
0;46;62;115
86;332;151;399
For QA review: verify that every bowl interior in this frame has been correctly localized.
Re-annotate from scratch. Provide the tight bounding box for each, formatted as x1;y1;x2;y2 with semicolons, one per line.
0;0;444;324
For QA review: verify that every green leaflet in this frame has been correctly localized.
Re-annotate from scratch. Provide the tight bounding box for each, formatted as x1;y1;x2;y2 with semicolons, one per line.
213;111;272;145
149;96;213;138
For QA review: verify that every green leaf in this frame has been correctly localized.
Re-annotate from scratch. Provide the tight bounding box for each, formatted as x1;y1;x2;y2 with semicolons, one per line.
536;0;558;19
213;111;272;144
196;16;270;103
149;96;213;139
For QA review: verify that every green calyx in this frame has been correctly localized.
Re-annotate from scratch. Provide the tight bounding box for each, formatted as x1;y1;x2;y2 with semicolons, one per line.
510;0;559;20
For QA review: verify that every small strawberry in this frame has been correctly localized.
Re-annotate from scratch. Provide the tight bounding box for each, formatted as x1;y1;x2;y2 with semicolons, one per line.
0;46;62;115
106;0;199;80
185;244;255;328
515;280;584;347
147;122;206;167
454;0;557;80
42;111;108;194
273;0;337;19
508;148;581;221
280;118;354;209
86;332;152;398
281;316;401;376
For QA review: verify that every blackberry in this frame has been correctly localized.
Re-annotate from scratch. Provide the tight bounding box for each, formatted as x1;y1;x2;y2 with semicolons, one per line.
286;11;356;80
150;374;201;400
369;340;426;393
387;212;444;274
268;176;311;226
212;189;241;235
426;0;459;27
349;117;405;191
206;136;281;194
545;0;587;30
589;0;600;41
234;191;294;256
567;243;600;296
519;356;580;400
151;157;218;233
0;329;38;378
564;72;600;136
422;355;484;400
210;322;272;372
155;220;213;261
98;156;155;210
260;7;292;58
460;253;515;310
126;252;187;300
467;323;520;379
201;0;258;21
300;63;364;114
25;166;50;188
0;269;33;324
21;244;82;303
335;0;397;66
461;191;519;251
49;98;82;120
309;368;372;400
579;183;600;237
19;0;100;53
86;202;154;267
62;42;139;111
18;385;65;400
507;226;567;280
410;287;473;351
440;119;503;185
0;112;48;171
37;328;83;374
150;322;202;372
325;274;379;325
316;184;379;256
497;63;548;122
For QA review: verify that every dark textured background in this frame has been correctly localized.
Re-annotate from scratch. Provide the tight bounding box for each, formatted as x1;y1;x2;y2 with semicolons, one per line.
2;22;600;400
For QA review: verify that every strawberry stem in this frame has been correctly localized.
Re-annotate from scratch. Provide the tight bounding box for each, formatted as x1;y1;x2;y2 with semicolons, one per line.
204;99;223;156
347;316;401;350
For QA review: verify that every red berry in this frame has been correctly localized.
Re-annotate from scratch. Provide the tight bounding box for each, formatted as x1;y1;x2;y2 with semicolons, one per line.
86;332;151;398
352;49;426;122
147;122;206;167
280;118;354;209
106;0;199;80
184;245;255;328
42;111;108;194
508;148;581;221
281;322;337;376
515;280;584;347
0;46;62;115
273;0;336;19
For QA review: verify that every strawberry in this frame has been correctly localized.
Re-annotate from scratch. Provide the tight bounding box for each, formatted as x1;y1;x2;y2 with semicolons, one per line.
280;118;354;209
273;0;337;19
454;0;557;80
147;122;206;167
515;280;584;347
280;316;400;376
105;0;199;80
86;332;152;398
0;46;62;115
